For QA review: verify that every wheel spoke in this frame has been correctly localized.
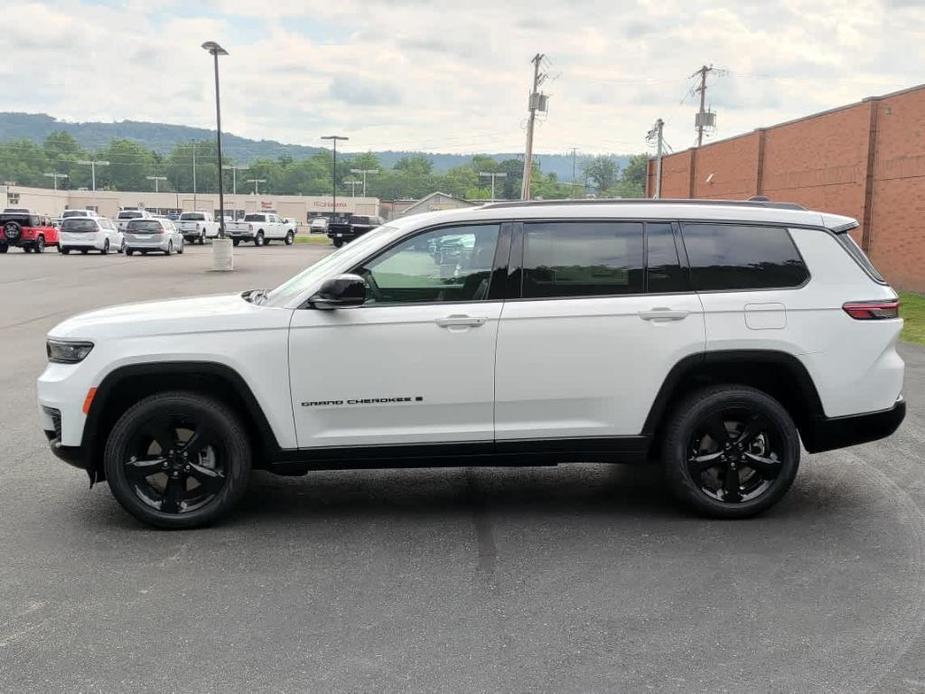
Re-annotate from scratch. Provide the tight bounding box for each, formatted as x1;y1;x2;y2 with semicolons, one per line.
735;414;770;447
689;451;724;474
161;474;186;513
125;456;166;481
181;421;218;457
145;420;177;455
743;452;781;477
722;462;742;502
186;461;225;494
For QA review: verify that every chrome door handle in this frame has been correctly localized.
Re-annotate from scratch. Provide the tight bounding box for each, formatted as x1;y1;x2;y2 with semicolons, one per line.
436;315;486;328
638;307;690;321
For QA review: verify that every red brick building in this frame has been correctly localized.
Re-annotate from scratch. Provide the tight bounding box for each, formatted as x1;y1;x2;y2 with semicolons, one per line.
646;84;925;292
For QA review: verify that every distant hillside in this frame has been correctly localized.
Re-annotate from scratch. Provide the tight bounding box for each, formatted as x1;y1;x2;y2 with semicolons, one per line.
0;112;630;179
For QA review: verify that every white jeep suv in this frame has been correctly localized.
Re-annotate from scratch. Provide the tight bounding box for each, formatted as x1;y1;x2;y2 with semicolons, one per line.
37;199;905;528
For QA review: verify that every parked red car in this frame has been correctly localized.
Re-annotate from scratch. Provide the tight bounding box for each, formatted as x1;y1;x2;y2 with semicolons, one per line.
0;209;59;253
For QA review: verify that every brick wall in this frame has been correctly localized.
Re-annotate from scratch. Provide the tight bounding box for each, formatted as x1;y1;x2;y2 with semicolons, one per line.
647;84;925;292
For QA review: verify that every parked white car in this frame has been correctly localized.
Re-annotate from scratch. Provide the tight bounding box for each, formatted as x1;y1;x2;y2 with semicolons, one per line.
115;209;154;232
225;213;296;246
178;211;221;244
58;217;124;255
123;217;184;256
61;209;100;220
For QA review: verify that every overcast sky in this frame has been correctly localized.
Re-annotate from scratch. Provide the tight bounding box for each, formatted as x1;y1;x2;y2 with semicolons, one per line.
1;0;923;156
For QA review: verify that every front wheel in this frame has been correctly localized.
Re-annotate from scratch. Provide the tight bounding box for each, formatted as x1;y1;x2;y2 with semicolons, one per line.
177;238;184;254
166;240;173;255
254;231;265;247
103;391;252;529
101;239;109;255
285;231;294;246
35;235;46;253
0;243;7;253
661;386;800;519
199;230;206;245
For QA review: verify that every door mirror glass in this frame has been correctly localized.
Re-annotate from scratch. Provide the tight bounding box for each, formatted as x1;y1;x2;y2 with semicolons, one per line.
309;274;366;309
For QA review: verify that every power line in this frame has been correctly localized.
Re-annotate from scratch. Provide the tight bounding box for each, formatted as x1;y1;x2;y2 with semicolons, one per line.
521;53;549;200
689;64;726;147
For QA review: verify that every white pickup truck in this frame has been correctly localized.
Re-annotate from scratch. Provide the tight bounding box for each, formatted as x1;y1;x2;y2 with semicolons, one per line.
225;213;296;247
178;212;221;244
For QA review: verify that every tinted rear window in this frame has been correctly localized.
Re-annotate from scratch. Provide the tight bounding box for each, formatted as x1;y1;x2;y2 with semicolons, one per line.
62;210;89;218
61;219;98;232
837;232;885;283
118;211;143;219
681;223;809;291
180;213;205;221
522;221;644;298
126;220;163;232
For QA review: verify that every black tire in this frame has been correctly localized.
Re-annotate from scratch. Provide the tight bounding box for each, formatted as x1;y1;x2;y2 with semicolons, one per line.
232;238;240;247
254;231;265;247
166;240;173;256
661;385;800;519
35;235;45;253
284;231;294;246
332;238;343;248
126;249;134;256
177;238;184;254
101;239;109;255
199;230;206;245
81;249;89;255
24;245;32;253
60;246;70;255
103;391;252;529
119;239;126;253
0;243;7;253
141;250;148;255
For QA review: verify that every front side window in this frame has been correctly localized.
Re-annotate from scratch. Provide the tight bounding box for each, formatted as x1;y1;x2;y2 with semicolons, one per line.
521;221;644;298
355;224;500;304
681;223;809;291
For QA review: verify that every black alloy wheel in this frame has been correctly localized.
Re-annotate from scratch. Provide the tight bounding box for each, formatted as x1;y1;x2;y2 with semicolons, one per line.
662;386;800;518
104;392;251;528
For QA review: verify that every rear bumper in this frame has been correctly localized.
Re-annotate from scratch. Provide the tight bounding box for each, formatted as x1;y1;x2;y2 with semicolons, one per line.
803;397;906;453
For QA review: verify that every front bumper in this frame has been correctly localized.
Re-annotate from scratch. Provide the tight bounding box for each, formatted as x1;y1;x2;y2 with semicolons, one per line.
803;397;906;453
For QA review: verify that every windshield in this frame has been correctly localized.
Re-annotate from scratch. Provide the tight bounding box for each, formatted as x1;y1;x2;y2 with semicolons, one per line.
126;220;164;233
264;225;398;306
118;211;143;219
180;213;205;221
243;214;265;222
61;218;98;232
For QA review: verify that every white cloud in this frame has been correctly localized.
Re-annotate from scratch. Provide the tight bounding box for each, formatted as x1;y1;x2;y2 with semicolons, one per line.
0;0;922;154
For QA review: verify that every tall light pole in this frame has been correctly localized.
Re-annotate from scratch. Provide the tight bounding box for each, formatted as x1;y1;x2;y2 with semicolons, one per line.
246;178;266;195
202;40;231;270
478;171;507;201
321;135;348;220
146;175;167;193
77;160;109;192
223;165;247;195
343;179;361;197
350;168;378;196
43;172;68;190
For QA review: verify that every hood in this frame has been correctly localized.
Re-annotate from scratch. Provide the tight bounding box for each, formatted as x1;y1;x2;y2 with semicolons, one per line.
48;293;287;340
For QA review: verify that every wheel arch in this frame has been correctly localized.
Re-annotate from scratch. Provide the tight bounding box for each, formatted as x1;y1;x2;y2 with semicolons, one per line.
83;361;280;482
643;350;825;446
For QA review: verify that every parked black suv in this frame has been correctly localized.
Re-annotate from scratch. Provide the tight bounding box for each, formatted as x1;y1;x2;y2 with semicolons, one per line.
327;214;384;247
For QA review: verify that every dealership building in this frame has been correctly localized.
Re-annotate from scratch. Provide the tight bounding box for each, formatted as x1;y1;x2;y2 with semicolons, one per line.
647;83;925;292
0;185;379;224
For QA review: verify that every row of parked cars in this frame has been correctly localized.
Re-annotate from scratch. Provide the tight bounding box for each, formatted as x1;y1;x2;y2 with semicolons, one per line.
0;208;301;255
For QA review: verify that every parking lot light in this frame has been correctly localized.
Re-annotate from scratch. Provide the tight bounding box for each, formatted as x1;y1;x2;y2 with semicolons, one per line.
202;40;232;271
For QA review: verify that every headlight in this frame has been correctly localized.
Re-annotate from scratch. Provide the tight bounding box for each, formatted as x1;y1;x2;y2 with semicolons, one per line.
46;339;94;364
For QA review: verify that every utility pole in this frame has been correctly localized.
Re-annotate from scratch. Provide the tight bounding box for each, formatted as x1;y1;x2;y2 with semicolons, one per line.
246;178;266;195
43;172;68;190
521;53;548;200
321;135;349;221
223;165;248;195
191;143;197;210
646;119;665;199
146;175;167;193
350;168;378;196
479;171;508;201
343;179;361;197
691;64;723;147
77;160;109;192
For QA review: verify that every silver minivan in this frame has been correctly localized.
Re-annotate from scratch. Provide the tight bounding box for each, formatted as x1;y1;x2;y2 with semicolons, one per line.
124;217;184;256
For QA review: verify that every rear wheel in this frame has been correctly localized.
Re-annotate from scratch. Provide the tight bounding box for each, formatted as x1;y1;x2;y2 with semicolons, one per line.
166;240;174;255
35;235;45;253
81;249;88;255
332;238;343;248
126;249;134;256
60;246;70;255
101;238;109;255
254;230;265;247
199;230;206;245
285;231;294;245
661;386;800;519
177;238;184;254
24;245;32;253
103;391;252;529
232;238;240;247
0;243;7;253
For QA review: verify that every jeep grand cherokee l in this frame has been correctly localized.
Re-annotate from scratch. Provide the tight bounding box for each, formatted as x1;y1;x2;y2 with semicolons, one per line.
37;199;905;528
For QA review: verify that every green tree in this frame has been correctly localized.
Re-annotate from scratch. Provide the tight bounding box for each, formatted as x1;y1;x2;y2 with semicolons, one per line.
96;139;159;191
611;153;648;198
583;156;619;193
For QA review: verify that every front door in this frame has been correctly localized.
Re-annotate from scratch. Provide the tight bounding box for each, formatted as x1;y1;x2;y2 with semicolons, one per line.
494;220;706;441
288;222;507;449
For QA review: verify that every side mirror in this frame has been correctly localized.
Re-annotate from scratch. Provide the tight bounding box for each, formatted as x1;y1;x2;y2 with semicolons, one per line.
309;273;366;309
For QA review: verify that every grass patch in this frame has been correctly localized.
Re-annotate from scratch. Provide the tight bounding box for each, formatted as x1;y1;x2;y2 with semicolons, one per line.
295;234;333;246
900;291;925;346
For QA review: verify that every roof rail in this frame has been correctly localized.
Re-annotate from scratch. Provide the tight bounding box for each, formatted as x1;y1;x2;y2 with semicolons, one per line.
480;198;807;211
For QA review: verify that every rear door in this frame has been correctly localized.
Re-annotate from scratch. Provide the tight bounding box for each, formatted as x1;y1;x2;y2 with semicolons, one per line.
494;219;706;443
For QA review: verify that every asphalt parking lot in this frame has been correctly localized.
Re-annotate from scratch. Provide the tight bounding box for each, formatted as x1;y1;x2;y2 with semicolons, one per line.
1;243;925;693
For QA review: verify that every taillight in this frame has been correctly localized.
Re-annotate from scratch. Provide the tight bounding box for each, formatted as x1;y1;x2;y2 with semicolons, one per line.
842;299;900;320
